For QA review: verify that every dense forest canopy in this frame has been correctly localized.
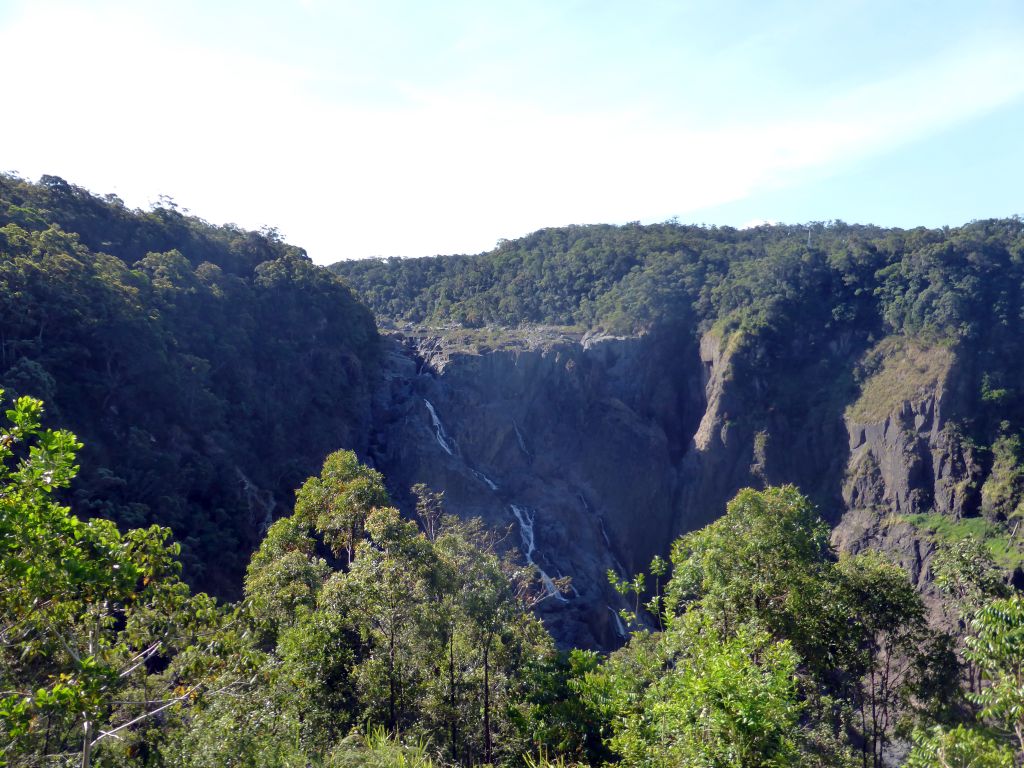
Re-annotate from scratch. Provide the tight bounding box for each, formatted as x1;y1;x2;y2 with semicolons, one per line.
332;217;1024;346
0;173;379;595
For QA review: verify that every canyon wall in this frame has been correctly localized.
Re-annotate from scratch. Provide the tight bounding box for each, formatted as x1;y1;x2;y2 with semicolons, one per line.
363;324;997;649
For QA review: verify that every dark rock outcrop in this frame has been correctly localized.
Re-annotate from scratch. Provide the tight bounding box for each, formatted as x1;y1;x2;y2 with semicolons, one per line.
364;325;1006;649
366;327;701;649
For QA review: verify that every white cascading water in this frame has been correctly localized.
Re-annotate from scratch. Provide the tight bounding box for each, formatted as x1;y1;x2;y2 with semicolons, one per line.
420;402;569;604
608;605;628;638
510;504;568;602
586;497;628;578
236;467;275;535
423;401;500;491
471;469;499;491
513;420;531;457
556;568;581;598
423;399;454;456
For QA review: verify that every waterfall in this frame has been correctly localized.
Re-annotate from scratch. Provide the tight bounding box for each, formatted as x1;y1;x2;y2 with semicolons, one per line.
510;504;568;602
471;468;499;491
423;399;454;456
236;467;275;535
598;517;612;549
513;420;531;457
608;605;628;638
424;400;502;493
581;493;629;578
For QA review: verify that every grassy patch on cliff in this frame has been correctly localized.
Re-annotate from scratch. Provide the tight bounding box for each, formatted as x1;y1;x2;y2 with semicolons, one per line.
847;337;954;423
903;511;1024;570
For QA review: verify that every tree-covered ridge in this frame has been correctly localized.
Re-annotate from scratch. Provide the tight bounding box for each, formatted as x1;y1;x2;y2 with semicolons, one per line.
331;218;1024;343
0;174;380;595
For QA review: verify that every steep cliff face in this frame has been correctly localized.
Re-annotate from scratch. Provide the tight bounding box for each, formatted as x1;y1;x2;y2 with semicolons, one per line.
679;331;1007;608
832;340;985;599
366;327;702;648
365;323;1014;648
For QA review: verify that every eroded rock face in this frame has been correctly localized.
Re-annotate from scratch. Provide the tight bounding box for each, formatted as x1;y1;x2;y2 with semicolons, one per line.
832;342;988;623
365;327;992;649
367;328;702;649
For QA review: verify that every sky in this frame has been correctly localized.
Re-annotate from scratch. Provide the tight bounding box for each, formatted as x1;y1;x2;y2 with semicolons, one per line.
1;1;1023;264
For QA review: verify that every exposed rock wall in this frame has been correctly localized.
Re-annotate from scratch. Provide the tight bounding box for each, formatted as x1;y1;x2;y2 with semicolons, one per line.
367;328;702;648
833;342;984;602
366;326;995;648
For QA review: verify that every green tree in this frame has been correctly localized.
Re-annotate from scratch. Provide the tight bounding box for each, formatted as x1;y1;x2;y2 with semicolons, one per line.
294;449;390;567
835;551;956;767
664;486;845;675
330;507;434;732
933;536;1011;624
965;594;1024;755
582;614;803;767
932;536;1009;693
518;649;608;766
0;173;380;599
0;393;225;767
906;724;1014;768
243;515;330;647
188;453;558;767
642;487;951;767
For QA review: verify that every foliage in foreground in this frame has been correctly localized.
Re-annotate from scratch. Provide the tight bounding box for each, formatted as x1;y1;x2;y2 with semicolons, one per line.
0;392;242;766
4;394;1024;766
0;173;379;597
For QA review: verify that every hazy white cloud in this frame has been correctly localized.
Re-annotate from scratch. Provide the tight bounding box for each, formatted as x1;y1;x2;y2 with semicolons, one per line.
2;3;1022;261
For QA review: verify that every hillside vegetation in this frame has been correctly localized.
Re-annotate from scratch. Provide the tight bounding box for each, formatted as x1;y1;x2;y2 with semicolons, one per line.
4;394;1023;767
331;218;1024;345
0;174;379;594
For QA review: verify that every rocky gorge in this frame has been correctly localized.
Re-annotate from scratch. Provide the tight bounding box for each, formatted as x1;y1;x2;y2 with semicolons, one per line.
356;320;1004;649
5;177;1020;653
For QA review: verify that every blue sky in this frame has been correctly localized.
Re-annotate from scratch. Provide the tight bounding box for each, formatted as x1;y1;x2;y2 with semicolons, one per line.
1;1;1022;263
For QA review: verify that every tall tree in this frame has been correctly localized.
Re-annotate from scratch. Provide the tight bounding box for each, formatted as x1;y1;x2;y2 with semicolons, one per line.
0;393;228;767
294;450;389;567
